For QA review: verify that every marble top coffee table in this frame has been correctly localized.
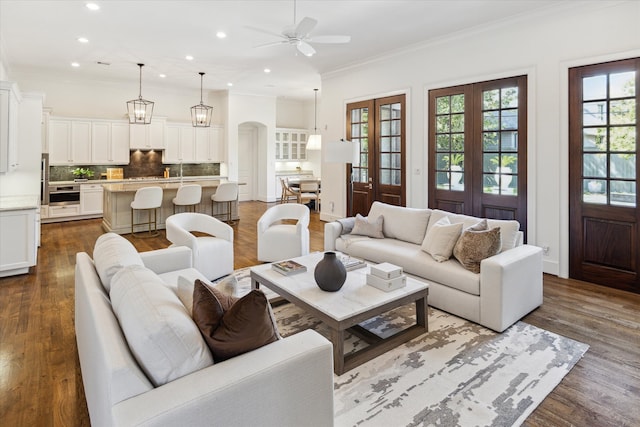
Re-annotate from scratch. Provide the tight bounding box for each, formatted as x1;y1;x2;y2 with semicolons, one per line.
250;252;429;375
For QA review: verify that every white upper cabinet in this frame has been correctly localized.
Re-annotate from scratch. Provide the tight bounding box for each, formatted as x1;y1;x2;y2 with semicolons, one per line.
194;125;225;162
49;119;92;165
91;121;129;164
129;118;165;150
164;124;195;163
0;82;20;173
275;128;308;161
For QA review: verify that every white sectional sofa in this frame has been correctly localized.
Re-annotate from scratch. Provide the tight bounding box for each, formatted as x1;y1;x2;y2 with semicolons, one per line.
75;233;334;427
325;202;543;332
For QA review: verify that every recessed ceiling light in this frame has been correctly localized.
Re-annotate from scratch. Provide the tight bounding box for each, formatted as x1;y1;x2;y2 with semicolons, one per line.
159;74;166;78
185;55;194;61
71;62;80;67
227;82;233;87
77;37;89;43
264;68;271;73
216;31;227;39
85;3;100;11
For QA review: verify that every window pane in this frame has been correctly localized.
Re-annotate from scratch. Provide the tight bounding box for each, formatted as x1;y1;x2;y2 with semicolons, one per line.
381;121;390;136
501;154;518;173
361;138;369;151
450;166;464;190
391;119;401;135
610;71;635;98
583;75;607;100
583;179;607;204
392;153;401;168
583;128;607;151
391;103;401;119
436;96;450;114
436;172;449;189
381;137;390;152
501;131;518;151
380;169;390;185
483;173;499;194
610;180;636;207
451;94;465;113
361;109;369;122
483;90;500;110
451;113;464;132
380;104;390;120
501;87;518;108
351;109;360;122
583;101;607;126
501;109;518;130
359;153;368;167
610;99;636;125
436;153;449;170
610;154;635;179
483;111;499;130
436;116;449;133
361;123;369;137
380;153;390;168
392;169;401;185
583;153;607;177
451;134;464;151
351;124;360;138
610;126;636;152
483;132;499;151
504;175;518;196
484;153;498;172
391;136;401;151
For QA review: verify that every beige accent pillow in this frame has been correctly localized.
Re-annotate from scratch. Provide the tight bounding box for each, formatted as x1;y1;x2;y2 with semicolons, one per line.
350;214;384;238
192;280;280;363
453;221;502;273
421;216;463;262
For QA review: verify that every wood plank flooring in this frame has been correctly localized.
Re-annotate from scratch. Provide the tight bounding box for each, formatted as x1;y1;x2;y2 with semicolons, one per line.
0;201;638;426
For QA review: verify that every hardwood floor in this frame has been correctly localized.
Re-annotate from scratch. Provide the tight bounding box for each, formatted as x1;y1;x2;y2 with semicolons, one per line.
0;201;638;426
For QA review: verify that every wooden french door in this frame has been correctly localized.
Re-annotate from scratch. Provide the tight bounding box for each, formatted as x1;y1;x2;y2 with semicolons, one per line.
428;76;528;232
569;58;640;293
347;95;406;216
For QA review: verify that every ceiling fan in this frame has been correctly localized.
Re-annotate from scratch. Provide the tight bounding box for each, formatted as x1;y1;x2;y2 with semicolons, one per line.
249;0;351;57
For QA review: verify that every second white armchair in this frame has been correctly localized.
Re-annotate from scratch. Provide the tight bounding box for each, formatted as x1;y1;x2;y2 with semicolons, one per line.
257;204;310;262
166;213;234;281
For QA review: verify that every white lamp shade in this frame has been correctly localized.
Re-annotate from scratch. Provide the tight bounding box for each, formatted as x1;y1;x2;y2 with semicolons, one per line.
325;140;357;164
307;134;322;150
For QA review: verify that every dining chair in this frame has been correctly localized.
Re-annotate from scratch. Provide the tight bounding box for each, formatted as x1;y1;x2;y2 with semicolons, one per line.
298;180;320;211
280;177;299;204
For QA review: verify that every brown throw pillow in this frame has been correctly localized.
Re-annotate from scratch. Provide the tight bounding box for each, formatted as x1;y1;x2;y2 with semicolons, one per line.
192;279;279;362
453;224;501;274
350;213;384;238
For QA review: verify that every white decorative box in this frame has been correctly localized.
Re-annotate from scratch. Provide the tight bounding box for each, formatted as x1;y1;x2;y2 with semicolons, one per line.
366;273;407;292
370;262;403;280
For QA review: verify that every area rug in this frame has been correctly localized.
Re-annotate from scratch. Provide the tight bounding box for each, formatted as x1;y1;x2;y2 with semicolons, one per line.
219;269;589;427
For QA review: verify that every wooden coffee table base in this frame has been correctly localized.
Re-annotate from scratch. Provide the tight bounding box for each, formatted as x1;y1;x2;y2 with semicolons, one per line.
329;294;428;375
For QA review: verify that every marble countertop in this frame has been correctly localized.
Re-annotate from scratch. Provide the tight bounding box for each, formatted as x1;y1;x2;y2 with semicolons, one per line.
49;176;226;186
102;179;242;193
0;195;39;211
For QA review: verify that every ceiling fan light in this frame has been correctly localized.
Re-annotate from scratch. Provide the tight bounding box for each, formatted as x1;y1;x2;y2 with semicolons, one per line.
191;72;213;127
127;63;154;124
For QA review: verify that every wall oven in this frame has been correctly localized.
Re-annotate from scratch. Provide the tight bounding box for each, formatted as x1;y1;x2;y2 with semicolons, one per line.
48;184;80;206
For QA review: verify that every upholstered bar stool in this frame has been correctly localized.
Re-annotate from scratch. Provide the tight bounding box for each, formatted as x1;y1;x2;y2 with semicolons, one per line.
211;182;239;225
172;184;202;214
130;186;163;238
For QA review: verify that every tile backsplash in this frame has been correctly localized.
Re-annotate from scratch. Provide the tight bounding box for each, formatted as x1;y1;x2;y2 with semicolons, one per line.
49;150;221;181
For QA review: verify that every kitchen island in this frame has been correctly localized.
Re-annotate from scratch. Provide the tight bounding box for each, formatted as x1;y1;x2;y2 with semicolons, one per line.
102;179;240;234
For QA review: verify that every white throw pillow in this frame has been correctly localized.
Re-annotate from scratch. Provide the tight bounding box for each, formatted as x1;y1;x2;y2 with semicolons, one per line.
110;265;214;387
350;214;384;238
421;216;464;262
92;233;144;292
368;201;431;245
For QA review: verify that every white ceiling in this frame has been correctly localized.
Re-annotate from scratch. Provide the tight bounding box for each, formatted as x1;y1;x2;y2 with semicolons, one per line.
1;0;562;100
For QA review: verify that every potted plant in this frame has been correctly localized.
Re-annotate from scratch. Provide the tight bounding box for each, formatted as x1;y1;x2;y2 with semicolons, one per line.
490;155;517;190
72;167;94;181
443;153;464;187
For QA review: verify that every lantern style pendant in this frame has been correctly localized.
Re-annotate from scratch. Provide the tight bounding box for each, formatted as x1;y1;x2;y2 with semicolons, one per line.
127;63;154;124
191;72;213;127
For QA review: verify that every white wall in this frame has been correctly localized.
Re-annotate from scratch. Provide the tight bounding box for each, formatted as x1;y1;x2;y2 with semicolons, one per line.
318;1;640;277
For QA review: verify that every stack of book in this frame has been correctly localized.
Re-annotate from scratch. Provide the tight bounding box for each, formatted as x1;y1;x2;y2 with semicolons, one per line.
366;262;406;292
272;260;307;276
341;256;366;271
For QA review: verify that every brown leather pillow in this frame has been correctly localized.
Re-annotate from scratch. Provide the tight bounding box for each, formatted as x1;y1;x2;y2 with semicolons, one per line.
192;279;279;362
453;224;501;274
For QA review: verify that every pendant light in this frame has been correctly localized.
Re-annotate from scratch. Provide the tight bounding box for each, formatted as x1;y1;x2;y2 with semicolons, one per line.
191;72;213;127
307;88;322;150
126;63;154;124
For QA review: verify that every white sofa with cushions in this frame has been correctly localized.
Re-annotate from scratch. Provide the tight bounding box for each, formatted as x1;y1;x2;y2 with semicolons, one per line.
324;202;543;332
75;232;334;427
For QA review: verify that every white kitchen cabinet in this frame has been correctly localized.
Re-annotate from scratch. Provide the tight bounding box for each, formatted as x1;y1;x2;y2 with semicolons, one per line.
194;125;225;162
48;204;81;218
91;121;129;164
0;207;37;277
0;82;20;173
275;128;308;161
164;124;195;163
49;119;91;165
129;118;165;150
80;183;103;215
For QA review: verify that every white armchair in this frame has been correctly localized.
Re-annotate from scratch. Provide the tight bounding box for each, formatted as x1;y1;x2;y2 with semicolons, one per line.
166;213;234;281
257;204;310;262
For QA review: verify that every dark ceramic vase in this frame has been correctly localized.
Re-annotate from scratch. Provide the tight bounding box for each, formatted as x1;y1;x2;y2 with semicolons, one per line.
314;251;347;292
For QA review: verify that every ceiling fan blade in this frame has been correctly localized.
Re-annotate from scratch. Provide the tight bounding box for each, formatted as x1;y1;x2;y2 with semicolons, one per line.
308;35;351;44
294;17;317;37
254;40;289;49
297;41;316;57
245;25;287;40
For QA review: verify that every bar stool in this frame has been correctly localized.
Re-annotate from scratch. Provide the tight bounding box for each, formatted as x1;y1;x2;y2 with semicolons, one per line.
172;184;202;214
130;186;163;238
211;182;239;225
